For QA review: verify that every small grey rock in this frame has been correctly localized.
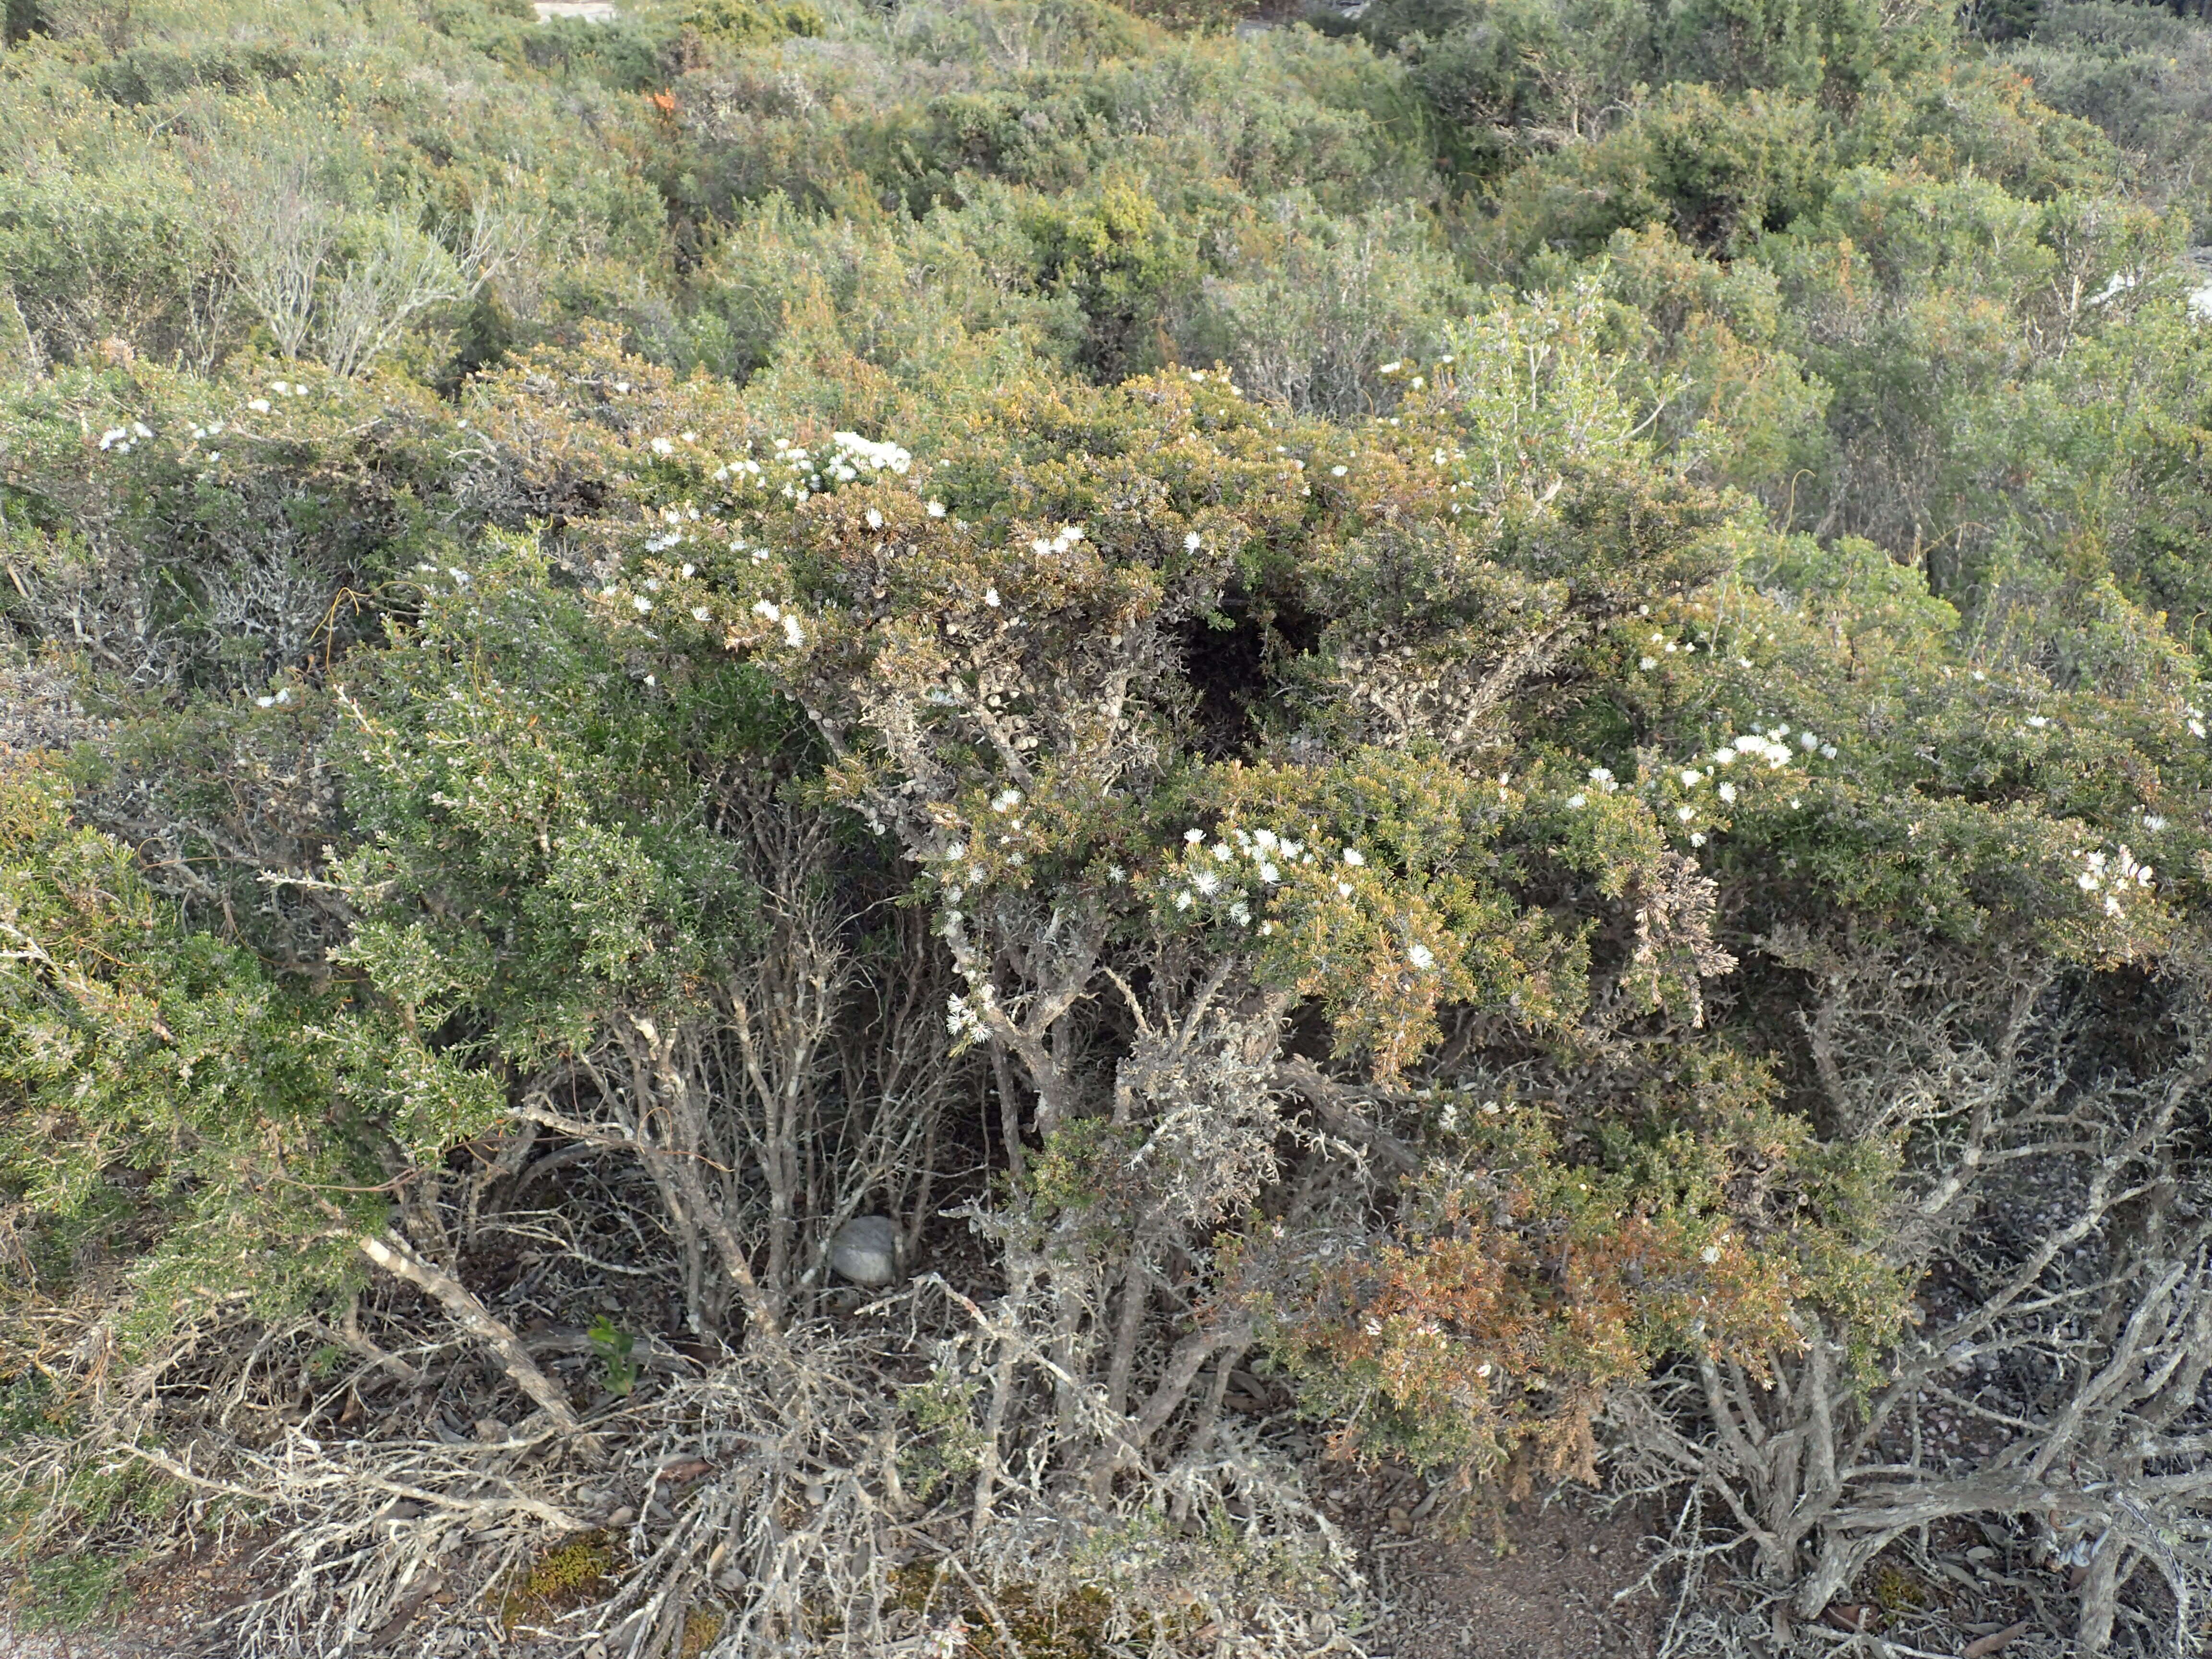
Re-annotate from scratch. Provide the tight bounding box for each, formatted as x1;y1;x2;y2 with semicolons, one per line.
829;1214;900;1286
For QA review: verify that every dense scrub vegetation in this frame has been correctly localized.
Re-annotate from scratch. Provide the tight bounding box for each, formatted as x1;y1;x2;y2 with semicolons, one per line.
8;0;2212;1654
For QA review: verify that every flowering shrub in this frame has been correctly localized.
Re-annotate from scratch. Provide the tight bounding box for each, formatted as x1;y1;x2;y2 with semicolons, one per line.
10;1;2212;1653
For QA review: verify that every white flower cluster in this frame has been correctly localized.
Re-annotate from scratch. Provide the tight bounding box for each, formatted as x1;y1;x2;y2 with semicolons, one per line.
830;430;912;475
1706;726;1831;769
412;562;474;589
945;988;993;1046
1028;525;1085;556
740;432;907;502
96;421;154;454
239;380;313;417
2076;843;2154;919
1637;625;1739;670
748;598;804;646
1155;823;1375;935
1564;765;1620;810
1563;727;1829;845
644;503;703;553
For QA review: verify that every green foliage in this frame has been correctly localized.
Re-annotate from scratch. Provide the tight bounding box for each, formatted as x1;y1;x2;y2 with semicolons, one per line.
16;1551;131;1633
588;1317;640;1395
499;1532;622;1634
679;0;822;42
0;758;381;1333
332;541;785;1063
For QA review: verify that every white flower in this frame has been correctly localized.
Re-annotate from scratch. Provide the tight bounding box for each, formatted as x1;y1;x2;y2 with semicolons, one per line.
829;431;912;474
1330;465;1347;477
1588;767;1613;784
1342;847;1365;867
1407;942;1435;971
681;430;697;443
651;437;674;456
1211;842;1232;862
1681;769;1702;787
247;398;271;413
2026;715;2049;730
927;500;947;517
1107;864;1125;882
1567;793;1587;808
1336;881;1353;897
633;595;653;613
1799;731;1818;750
692;606;711;622
1229;901;1251;925
866;507;883;529
993;789;1022;812
752;601;781;622
984;588;1000;608
1689;832;1706;846
1700;1246;1722;1265
1676;806;1695;822
1379;361;1402;375
1820;744;1838;759
1259;920;1274;935
1175;890;1193;911
1184;531;1202;551
1192;871;1220;897
1475;1362;1491;1379
1639;656;1657;671
782;615;805;647
1717;781;1737;804
1258;861;1280;883
97;428;126;450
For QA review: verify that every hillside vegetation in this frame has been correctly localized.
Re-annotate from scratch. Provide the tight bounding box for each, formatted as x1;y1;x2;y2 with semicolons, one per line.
7;0;2212;1654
